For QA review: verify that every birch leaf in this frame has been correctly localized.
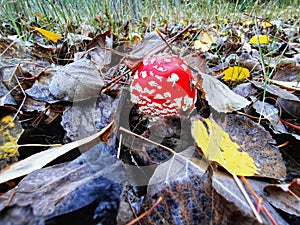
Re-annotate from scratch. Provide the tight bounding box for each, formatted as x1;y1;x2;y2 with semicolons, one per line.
249;34;269;45
191;118;259;176
222;66;250;82
34;26;63;43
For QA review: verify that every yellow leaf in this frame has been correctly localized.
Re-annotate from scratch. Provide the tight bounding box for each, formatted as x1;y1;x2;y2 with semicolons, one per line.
194;30;216;52
0;115;23;170
222;66;250;82
243;20;255;26
191;118;258;176
34;26;63;43
249;34;269;45
262;21;273;28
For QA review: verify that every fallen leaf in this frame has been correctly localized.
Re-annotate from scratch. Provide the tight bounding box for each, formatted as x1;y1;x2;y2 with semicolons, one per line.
251;96;287;134
222;66;250;82
262;21;273;28
243;20;255;26
251;80;298;101
0;142;126;224
34;27;63;43
249;34;269;45
142;147;286;224
264;178;300;217
0;115;23;170
216;114;287;179
271;80;300;91
192;118;258;176
199;72;250;113
0;121;113;184
194;30;216;52
49;59;104;102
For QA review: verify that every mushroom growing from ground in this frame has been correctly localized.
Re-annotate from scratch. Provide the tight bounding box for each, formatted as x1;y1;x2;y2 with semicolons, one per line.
130;53;197;117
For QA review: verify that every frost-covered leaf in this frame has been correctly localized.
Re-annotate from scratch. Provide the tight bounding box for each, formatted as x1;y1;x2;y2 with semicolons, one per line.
216;114;286;179
191;118;258;176
199;73;250;112
264;178;300;217
0;142;126;224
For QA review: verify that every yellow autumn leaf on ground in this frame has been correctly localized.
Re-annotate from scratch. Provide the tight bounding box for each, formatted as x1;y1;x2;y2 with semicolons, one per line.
0;115;23;171
194;30;216;52
191;118;258;176
249;34;269;45
222;66;250;82
262;21;273;28
34;26;63;43
243;20;255;26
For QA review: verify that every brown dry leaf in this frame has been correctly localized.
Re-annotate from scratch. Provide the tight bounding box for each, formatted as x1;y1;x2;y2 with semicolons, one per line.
276;98;300;120
0;121;113;184
199;72;250;113
74;30;112;68
141;147;287;225
124;31;165;70
215;114;286;179
264;178;300;217
251;96;287;134
183;52;207;74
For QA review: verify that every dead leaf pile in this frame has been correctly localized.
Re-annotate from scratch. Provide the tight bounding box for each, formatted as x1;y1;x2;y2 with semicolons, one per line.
0;10;299;225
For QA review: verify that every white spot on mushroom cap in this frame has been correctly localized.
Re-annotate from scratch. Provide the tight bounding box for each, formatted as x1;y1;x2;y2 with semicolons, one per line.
181;64;188;71
143;87;156;95
182;95;194;111
164;92;171;98
140;71;147;78
148;80;159;87
167;73;180;86
154;94;164;99
164;58;171;63
155;75;163;82
174;97;182;107
131;82;143;93
153;65;167;72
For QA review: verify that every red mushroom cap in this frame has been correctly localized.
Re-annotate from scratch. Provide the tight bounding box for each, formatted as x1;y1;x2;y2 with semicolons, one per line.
130;53;197;117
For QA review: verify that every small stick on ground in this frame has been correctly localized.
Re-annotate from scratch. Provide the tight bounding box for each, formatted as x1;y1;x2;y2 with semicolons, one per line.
240;176;278;225
126;196;163;225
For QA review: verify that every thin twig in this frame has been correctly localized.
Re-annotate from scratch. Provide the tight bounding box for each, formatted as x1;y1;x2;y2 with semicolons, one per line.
119;126;175;155
155;28;176;55
240;176;278;225
126;196;163;225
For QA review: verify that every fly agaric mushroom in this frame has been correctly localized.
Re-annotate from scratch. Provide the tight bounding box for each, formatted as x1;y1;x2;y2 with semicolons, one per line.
130;53;197;117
